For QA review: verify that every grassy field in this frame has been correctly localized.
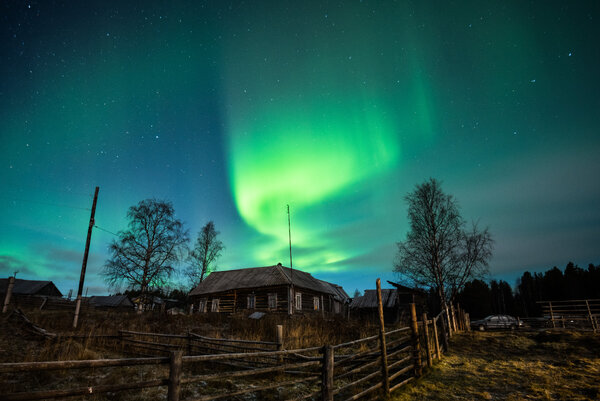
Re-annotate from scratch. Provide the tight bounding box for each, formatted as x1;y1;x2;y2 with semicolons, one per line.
392;330;600;401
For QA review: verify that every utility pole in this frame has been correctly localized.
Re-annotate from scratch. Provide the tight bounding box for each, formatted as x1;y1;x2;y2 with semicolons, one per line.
73;186;99;328
287;204;294;315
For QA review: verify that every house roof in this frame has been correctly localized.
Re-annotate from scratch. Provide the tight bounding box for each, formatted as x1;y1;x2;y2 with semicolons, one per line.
88;295;133;308
386;281;427;296
349;289;398;309
189;264;339;297
0;278;62;297
318;280;350;302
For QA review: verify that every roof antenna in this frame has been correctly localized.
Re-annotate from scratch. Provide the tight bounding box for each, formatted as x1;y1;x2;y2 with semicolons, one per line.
287;204;293;289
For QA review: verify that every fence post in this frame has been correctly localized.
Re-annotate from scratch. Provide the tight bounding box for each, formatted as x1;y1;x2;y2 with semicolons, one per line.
465;312;471;332
585;300;596;332
276;324;284;364
409;303;422;377
422;313;432;367
168;350;183;401
440;311;449;351
549;301;555;328
451;304;458;332
432;316;441;360
187;330;192;356
376;278;390;396
2;276;15;313
321;345;334;401
445;305;453;338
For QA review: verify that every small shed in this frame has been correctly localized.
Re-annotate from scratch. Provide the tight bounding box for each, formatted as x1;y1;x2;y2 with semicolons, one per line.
88;295;134;310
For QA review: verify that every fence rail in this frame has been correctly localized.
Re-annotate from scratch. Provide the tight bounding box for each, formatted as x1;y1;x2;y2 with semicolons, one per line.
1;283;467;400
537;299;599;332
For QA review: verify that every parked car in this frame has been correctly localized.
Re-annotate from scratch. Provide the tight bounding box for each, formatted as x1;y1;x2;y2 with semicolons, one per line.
471;315;522;331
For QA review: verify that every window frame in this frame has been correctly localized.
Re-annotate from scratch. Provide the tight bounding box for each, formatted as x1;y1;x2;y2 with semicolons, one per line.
295;292;302;310
198;298;207;313
268;293;277;310
211;298;220;312
247;294;256;309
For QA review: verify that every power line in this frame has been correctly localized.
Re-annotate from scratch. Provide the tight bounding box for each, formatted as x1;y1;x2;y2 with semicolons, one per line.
94;225;119;236
0;196;92;212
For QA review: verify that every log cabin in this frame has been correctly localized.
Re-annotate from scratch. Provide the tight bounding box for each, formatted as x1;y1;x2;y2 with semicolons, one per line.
188;263;349;315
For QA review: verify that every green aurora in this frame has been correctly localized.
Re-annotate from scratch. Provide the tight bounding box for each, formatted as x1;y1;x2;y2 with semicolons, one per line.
1;1;599;295
223;2;436;271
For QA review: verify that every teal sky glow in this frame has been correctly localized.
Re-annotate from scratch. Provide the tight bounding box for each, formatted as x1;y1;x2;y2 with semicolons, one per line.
1;1;599;296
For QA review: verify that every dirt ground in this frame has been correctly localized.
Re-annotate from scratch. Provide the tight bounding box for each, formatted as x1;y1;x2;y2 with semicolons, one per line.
392;330;600;401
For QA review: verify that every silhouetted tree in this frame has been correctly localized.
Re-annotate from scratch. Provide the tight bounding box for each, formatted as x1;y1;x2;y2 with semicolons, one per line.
457;279;492;318
103;199;188;300
186;221;224;287
394;178;493;313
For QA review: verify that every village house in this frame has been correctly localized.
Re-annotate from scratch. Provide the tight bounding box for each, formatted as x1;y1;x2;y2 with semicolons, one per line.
0;278;62;298
88;295;134;310
349;282;426;323
189;263;349;315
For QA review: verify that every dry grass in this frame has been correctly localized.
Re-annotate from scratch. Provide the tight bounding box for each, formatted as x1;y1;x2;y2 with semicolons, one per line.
392;330;600;401
0;307;388;400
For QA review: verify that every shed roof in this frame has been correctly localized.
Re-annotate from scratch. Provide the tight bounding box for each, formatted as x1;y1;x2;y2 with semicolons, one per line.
88;295;133;308
189;264;339;297
0;278;62;297
349;289;398;309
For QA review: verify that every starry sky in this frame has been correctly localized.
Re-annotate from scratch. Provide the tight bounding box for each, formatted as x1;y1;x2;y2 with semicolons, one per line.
1;1;599;297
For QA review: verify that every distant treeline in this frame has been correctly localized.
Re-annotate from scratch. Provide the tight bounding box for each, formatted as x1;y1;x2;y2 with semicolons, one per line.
454;262;600;318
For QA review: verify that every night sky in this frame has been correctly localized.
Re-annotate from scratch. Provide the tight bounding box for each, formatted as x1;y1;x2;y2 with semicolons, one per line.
1;1;599;296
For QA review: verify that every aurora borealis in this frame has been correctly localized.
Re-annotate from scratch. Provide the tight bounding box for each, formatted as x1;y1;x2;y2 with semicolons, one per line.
1;1;599;296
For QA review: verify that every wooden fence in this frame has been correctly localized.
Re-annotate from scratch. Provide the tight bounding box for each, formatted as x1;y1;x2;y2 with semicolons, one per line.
1;286;469;400
537;299;599;332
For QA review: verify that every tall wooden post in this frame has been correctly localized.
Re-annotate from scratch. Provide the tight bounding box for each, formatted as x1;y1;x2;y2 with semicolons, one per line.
549;301;555;328
2;276;15;313
276;324;284;364
168;350;183;401
445;305;453;338
450;304;458;332
187;331;192;356
409;303;422;377
376;279;390;395
321;345;334;401
465;312;471;332
73;186;99;329
422;313;432;367
585;300;596;332
440;312;449;351
432;316;441;360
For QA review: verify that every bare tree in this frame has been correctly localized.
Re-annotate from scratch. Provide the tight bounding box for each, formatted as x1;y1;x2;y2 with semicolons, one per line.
394;179;493;312
186;221;224;287
103;199;188;301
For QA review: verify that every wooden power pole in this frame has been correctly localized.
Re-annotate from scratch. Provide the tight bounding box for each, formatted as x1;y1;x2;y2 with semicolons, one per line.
73;186;99;328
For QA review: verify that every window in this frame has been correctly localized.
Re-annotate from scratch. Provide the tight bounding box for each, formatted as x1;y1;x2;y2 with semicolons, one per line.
247;294;255;309
211;299;220;312
333;301;340;314
295;292;302;310
313;297;320;311
198;298;207;313
268;293;277;309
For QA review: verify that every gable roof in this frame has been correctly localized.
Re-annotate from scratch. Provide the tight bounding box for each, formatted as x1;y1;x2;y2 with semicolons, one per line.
0;278;62;297
189;264;339;297
88;295;133;308
318;280;350;302
349;289;398;309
